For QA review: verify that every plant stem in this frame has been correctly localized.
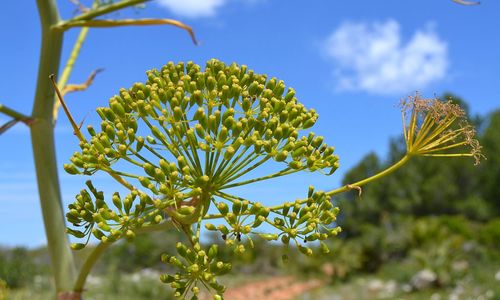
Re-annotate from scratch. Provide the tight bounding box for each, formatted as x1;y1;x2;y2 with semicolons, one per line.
325;154;411;196
33;0;77;295
268;154;411;211
73;221;173;292
0;103;30;121
53;27;90;120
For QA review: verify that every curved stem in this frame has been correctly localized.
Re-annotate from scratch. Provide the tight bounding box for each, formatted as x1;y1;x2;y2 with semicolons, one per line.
268;154;411;211
73;220;174;292
325;154;410;196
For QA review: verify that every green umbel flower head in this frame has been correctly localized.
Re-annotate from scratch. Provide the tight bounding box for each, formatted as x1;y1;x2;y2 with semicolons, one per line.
65;59;341;299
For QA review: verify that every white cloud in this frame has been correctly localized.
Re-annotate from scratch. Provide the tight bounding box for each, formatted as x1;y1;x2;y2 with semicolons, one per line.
156;0;226;18
324;20;448;95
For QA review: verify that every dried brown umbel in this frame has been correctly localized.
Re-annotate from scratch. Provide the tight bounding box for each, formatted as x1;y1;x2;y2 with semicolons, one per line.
401;94;484;165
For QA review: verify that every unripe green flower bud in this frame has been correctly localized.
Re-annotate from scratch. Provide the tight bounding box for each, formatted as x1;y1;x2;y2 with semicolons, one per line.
259;233;278;241
205;223;217;231
64;164;80;175
217;202;229;215
217;224;229;235
154;214;163;223
71;243;86;250
125;229;135;241
112;192;122;210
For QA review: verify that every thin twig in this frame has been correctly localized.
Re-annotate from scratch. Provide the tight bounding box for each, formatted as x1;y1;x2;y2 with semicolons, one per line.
49;74;87;142
452;0;480;5
0;119;19;135
62;68;104;95
56;18;198;45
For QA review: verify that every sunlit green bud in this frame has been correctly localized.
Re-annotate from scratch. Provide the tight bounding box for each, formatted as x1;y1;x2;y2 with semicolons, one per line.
97;221;111;232
187;263;200;274
90;228;104;240
133;136;144;152
297;212;312;226
208;114;218;133
213;295;223;300
303;117;316;129
66;228;85;238
177;206;195;215
191;286;200;296
231;83;242;99
298;245;313;256
223;115;235;129
160;274;175;283
206;76;216;91
260;207;270;218
125;230;135;241
150;214;161;224
110;100;126;118
205;223;217;231
220;145;234;160
218;126;228;142
234;244;245;254
154;168;166;182
252;215;265;228
209;281;226;293
173;106;183;122
175;157;186;170
226;213;237;224
123;195;134;214
217;202;229;215
232;200;242;214
292;146;307;159
71;243;86;250
63;164;80;175
281;235;290;244
217;224;229;235
259;233;278;241
274;217;285;226
110;193;122;211
142;163;156;177
176;242;188;258
156;160;169;176
160;253;170;263
168;256;184;269
289;160;303;169
138;177;151;189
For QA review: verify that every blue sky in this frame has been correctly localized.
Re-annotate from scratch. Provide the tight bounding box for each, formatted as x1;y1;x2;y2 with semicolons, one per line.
1;0;499;247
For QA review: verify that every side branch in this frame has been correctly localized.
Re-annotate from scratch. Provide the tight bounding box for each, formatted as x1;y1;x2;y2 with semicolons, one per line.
55;19;198;45
54;68;103;121
0;103;31;122
49;74;87;142
73;220;173;293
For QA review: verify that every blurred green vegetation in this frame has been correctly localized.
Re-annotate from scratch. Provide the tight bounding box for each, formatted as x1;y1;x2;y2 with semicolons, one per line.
2;96;499;299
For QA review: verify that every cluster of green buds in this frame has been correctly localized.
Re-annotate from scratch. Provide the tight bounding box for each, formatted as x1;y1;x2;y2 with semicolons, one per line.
161;241;229;299
204;187;341;257
64;59;341;298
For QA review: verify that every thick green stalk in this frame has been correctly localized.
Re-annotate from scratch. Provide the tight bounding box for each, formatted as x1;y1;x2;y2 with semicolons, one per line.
32;0;77;295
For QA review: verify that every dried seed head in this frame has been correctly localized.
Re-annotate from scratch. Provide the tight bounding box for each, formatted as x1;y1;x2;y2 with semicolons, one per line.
401;94;484;165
